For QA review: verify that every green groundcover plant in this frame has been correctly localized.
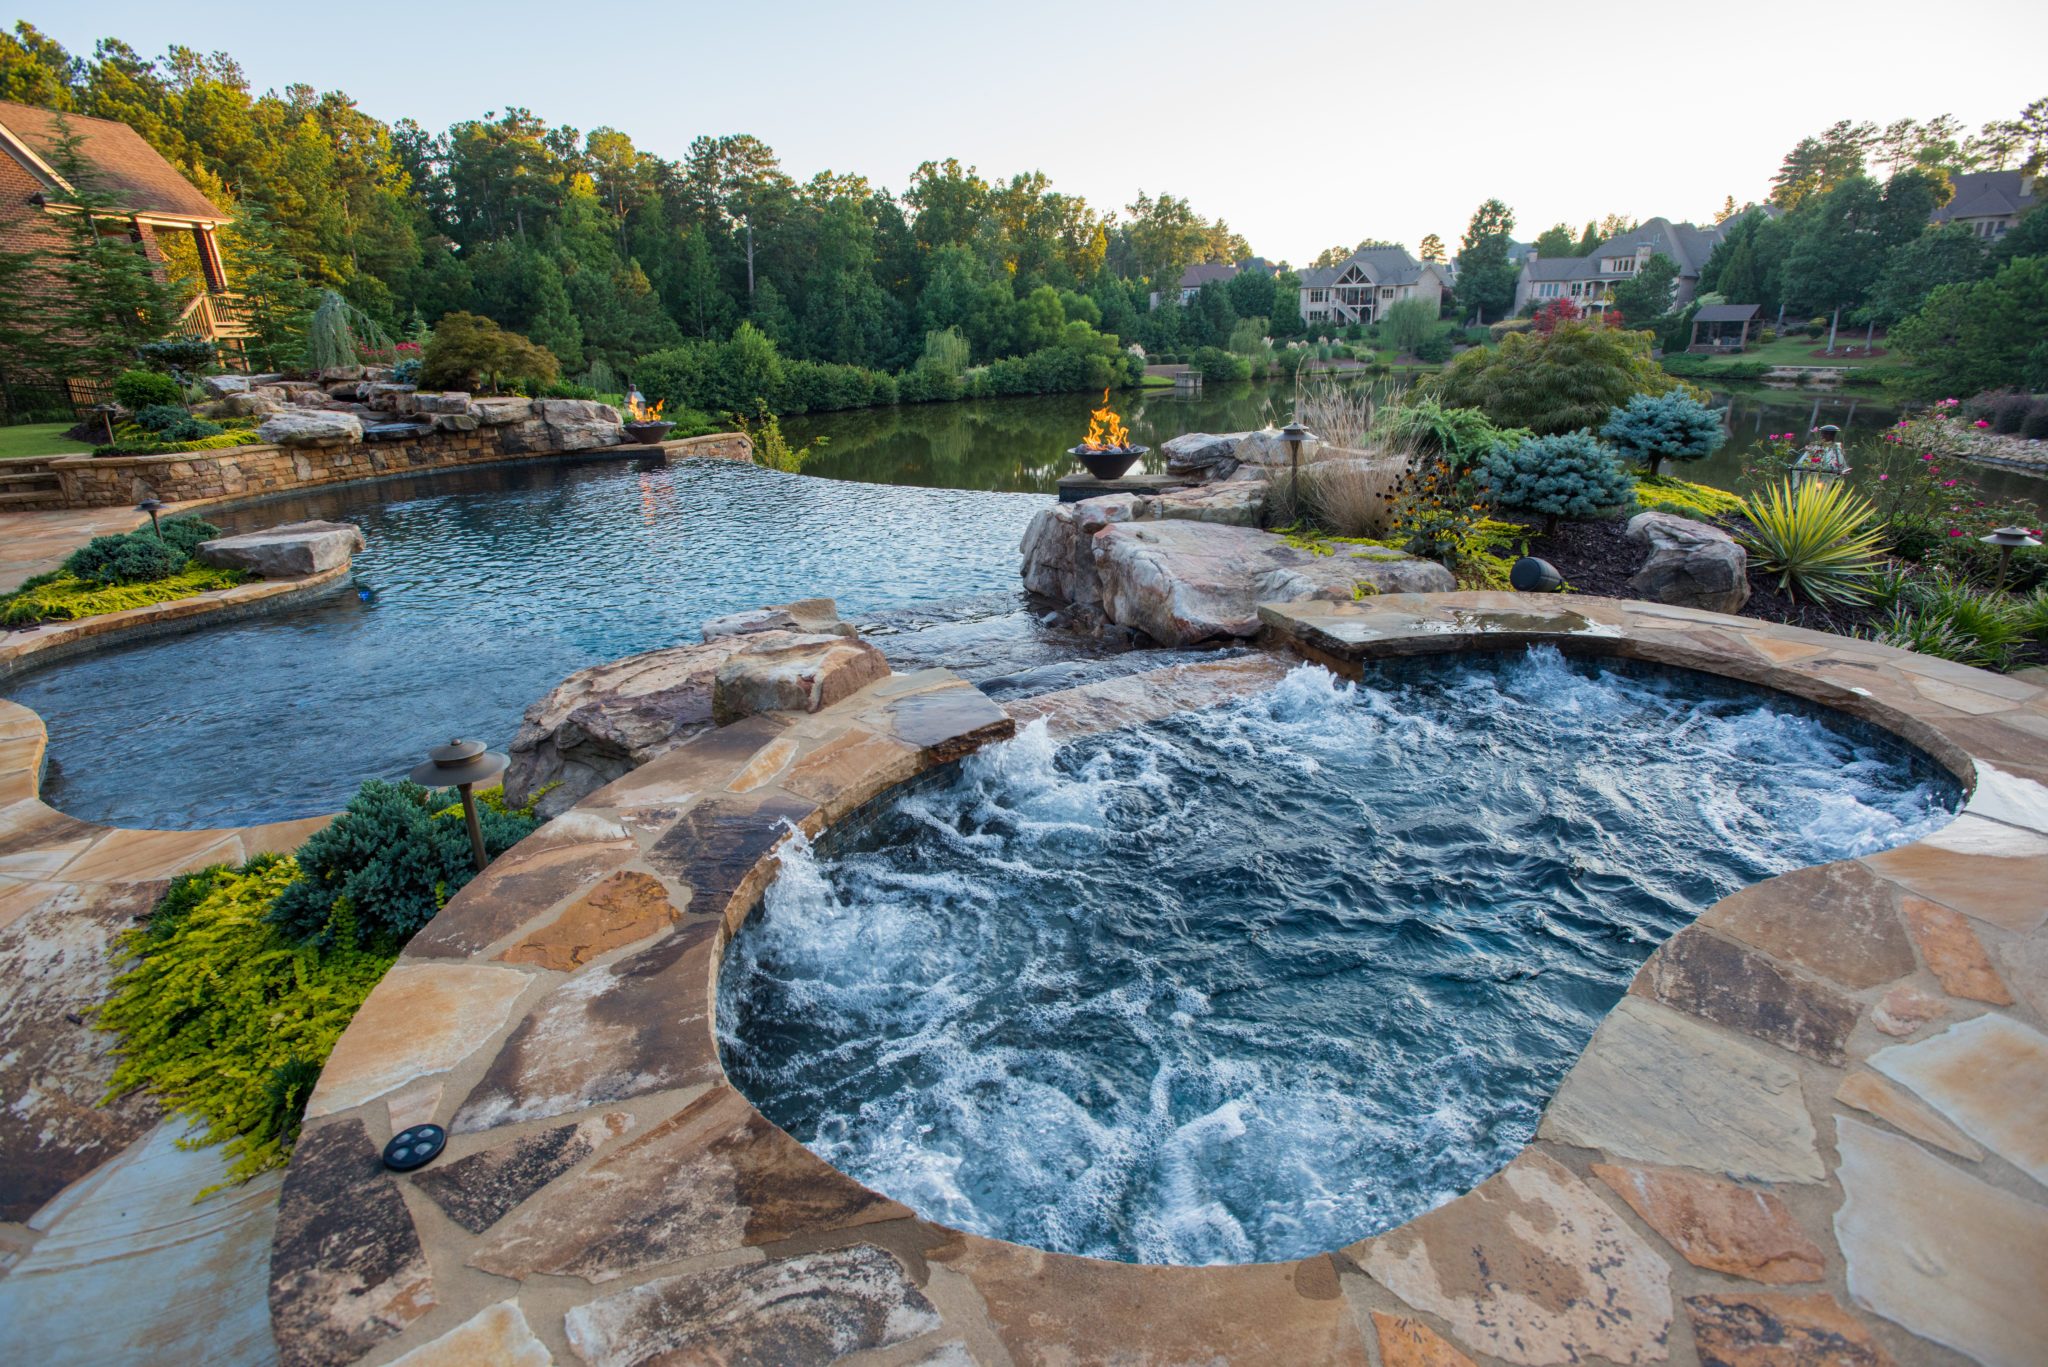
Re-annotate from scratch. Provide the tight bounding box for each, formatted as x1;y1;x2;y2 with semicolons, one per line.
97;780;545;1185
0;564;250;627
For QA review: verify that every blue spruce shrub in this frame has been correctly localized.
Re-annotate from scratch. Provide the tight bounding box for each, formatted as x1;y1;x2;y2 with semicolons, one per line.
132;403;189;433
266;779;541;946
1474;430;1636;529
1600;391;1728;473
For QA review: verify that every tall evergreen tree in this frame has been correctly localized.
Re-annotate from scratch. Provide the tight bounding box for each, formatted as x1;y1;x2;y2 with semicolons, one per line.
40;117;176;379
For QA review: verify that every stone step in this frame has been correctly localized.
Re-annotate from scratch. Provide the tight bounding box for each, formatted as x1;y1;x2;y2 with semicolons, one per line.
0;489;65;506
0;470;60;489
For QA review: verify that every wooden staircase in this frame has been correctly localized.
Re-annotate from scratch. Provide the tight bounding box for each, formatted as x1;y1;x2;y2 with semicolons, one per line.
0;461;66;509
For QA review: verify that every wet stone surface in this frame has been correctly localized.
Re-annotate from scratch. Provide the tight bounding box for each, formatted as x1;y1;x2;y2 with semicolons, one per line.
1591;1164;1824;1283
1630;926;1861;1066
1683;1292;1897;1367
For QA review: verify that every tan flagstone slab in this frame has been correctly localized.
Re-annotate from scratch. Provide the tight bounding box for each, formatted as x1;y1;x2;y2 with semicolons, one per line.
386;1076;444;1133
933;1234;1367;1367
468;1086;908;1282
1834;1116;2048;1367
497;869;680;972
1860;815;2048;933
1961;763;2048;834
1995;934;2048;1020
452;920;721;1134
1682;1291;1896;1367
305;962;532;1118
1832;1069;1984;1161
1869;985;1947;1037
1630;926;1860;1065
405;837;639;960
1539;998;1823;1183
386;1300;552;1367
1744;636;1828;664
902;1342;977;1367
726;734;799;793
0;875;62;933
646;790;819;932
780;727;924;822
1898;896;2013;1004
1909;674;2024;715
1867;1013;2048;1185
562;1244;939;1367
1350;1150;1672;1367
580;713;792;809
1695;862;1914;991
0;831;98;878
1591;1163;1823;1283
54;827;243;883
1371;1311;1477;1367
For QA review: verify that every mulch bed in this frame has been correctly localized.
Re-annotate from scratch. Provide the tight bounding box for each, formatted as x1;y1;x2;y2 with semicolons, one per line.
1808;345;1886;360
1522;515;1881;637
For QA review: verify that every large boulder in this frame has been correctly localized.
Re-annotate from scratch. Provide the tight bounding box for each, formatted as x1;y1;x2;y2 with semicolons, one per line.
1161;431;1245;480
538;398;625;452
220;388;288;418
201;374;251;399
257;410;364;447
197;520;364;577
703;598;857;642
363;383;417;412
398;391;471;416
1231;426;1328;474
468;397;535;425
1093;520;1454;646
503;631;890;816
1626;511;1751;614
1020;502;1104;606
711;633;890;724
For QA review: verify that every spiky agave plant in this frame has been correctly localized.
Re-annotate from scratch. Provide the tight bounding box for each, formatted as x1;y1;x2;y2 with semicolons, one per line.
1737;478;1888;604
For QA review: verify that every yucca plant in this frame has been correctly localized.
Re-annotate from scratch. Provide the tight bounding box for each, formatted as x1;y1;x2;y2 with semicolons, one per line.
1737;478;1888;604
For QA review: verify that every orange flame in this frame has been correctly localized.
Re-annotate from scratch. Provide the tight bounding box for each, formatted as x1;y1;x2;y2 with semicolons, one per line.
627;395;665;422
1080;389;1130;451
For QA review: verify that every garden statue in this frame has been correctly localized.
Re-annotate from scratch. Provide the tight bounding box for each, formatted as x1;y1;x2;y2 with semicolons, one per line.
1790;424;1849;479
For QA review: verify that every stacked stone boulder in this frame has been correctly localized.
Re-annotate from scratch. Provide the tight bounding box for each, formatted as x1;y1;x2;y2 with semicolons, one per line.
503;600;886;817
1626;512;1751;614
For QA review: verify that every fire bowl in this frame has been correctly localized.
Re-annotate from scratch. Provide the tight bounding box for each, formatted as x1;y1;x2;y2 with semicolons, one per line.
623;420;675;446
1070;444;1148;480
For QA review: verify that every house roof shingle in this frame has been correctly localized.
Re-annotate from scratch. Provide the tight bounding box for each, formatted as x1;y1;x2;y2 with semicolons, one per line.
0;100;226;222
1932;170;2038;224
1692;303;1760;323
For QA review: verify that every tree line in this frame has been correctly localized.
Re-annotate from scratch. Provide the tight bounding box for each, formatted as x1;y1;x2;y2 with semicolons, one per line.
0;22;1315;403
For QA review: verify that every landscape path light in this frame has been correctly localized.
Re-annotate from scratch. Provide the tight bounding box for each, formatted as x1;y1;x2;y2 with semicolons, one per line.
1979;526;2041;593
1282;422;1316;517
411;738;509;874
136;497;165;541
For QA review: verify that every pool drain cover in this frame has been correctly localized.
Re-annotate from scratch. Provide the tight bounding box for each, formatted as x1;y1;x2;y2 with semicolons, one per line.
383;1124;445;1172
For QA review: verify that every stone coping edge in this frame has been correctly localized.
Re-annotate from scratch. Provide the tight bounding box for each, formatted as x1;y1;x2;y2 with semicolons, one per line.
0;562;355;682
267;598;2048;1367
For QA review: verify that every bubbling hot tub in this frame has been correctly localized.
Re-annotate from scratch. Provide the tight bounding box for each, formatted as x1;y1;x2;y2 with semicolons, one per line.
717;648;1958;1266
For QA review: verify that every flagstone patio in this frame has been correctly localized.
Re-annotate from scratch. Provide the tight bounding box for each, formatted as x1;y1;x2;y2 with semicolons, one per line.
257;592;2048;1367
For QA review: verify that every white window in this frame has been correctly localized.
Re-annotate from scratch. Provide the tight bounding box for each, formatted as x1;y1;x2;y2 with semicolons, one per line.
1569;282;1582;297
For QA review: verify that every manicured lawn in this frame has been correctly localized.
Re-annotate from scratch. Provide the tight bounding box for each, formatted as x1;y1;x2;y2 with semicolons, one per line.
1689;334;1910;371
0;423;94;460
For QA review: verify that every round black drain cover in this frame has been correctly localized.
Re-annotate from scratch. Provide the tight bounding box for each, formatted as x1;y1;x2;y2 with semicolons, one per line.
382;1123;446;1172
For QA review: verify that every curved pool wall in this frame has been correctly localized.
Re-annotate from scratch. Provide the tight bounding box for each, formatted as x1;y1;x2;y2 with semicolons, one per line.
3;457;1047;829
264;593;2048;1367
717;652;1960;1265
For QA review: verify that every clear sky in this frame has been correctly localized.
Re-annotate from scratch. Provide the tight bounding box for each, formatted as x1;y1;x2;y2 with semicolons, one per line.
29;1;2048;264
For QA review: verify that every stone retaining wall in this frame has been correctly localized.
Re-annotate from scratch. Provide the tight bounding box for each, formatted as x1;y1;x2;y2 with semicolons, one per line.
38;431;752;509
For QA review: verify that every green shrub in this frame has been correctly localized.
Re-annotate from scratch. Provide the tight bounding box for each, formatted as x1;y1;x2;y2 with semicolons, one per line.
161;416;225;442
1602;391;1728;474
1472;430;1636;530
1192;346;1253;382
112;369;184;409
157;516;222;558
1870;608;1979;662
1738;478;1889;604
133;403;189;433
2024;404;2048;440
1634;474;1746;522
1431;321;1692;435
266;779;541;945
96;855;397;1186
1371;396;1511;469
64;533;182;585
1412;333;1454;364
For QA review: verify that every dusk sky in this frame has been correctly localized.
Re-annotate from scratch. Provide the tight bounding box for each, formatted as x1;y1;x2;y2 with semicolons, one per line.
32;1;2048;264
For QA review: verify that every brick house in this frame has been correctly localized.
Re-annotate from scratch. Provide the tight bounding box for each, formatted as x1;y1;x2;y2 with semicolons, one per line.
0;100;247;383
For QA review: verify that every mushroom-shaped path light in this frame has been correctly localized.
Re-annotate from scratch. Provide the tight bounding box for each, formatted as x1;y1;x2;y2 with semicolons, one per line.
410;738;510;873
1979;526;2042;592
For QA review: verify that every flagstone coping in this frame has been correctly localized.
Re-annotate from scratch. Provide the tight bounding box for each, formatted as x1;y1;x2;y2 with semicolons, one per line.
264;593;2048;1367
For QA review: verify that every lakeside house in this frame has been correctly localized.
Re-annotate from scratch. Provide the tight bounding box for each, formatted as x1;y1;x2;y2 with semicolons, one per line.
1931;170;2039;240
1511;217;1727;317
1296;245;1449;327
0;100;248;384
1148;257;1276;309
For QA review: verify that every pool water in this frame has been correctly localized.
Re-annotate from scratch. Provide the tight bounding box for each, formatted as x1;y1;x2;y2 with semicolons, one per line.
719;650;1958;1266
10;458;1045;828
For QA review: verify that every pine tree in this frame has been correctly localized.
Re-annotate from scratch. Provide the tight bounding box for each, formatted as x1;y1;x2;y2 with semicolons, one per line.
222;200;317;372
39;116;176;379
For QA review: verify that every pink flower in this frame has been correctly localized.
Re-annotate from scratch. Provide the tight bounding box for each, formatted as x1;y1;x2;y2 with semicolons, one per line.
1878;473;1889;480
1949;529;1965;537
1943;480;1959;487
1976;420;1991;428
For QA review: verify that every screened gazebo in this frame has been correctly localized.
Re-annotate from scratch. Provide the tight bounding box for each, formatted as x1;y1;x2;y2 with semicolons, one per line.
1687;303;1761;353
